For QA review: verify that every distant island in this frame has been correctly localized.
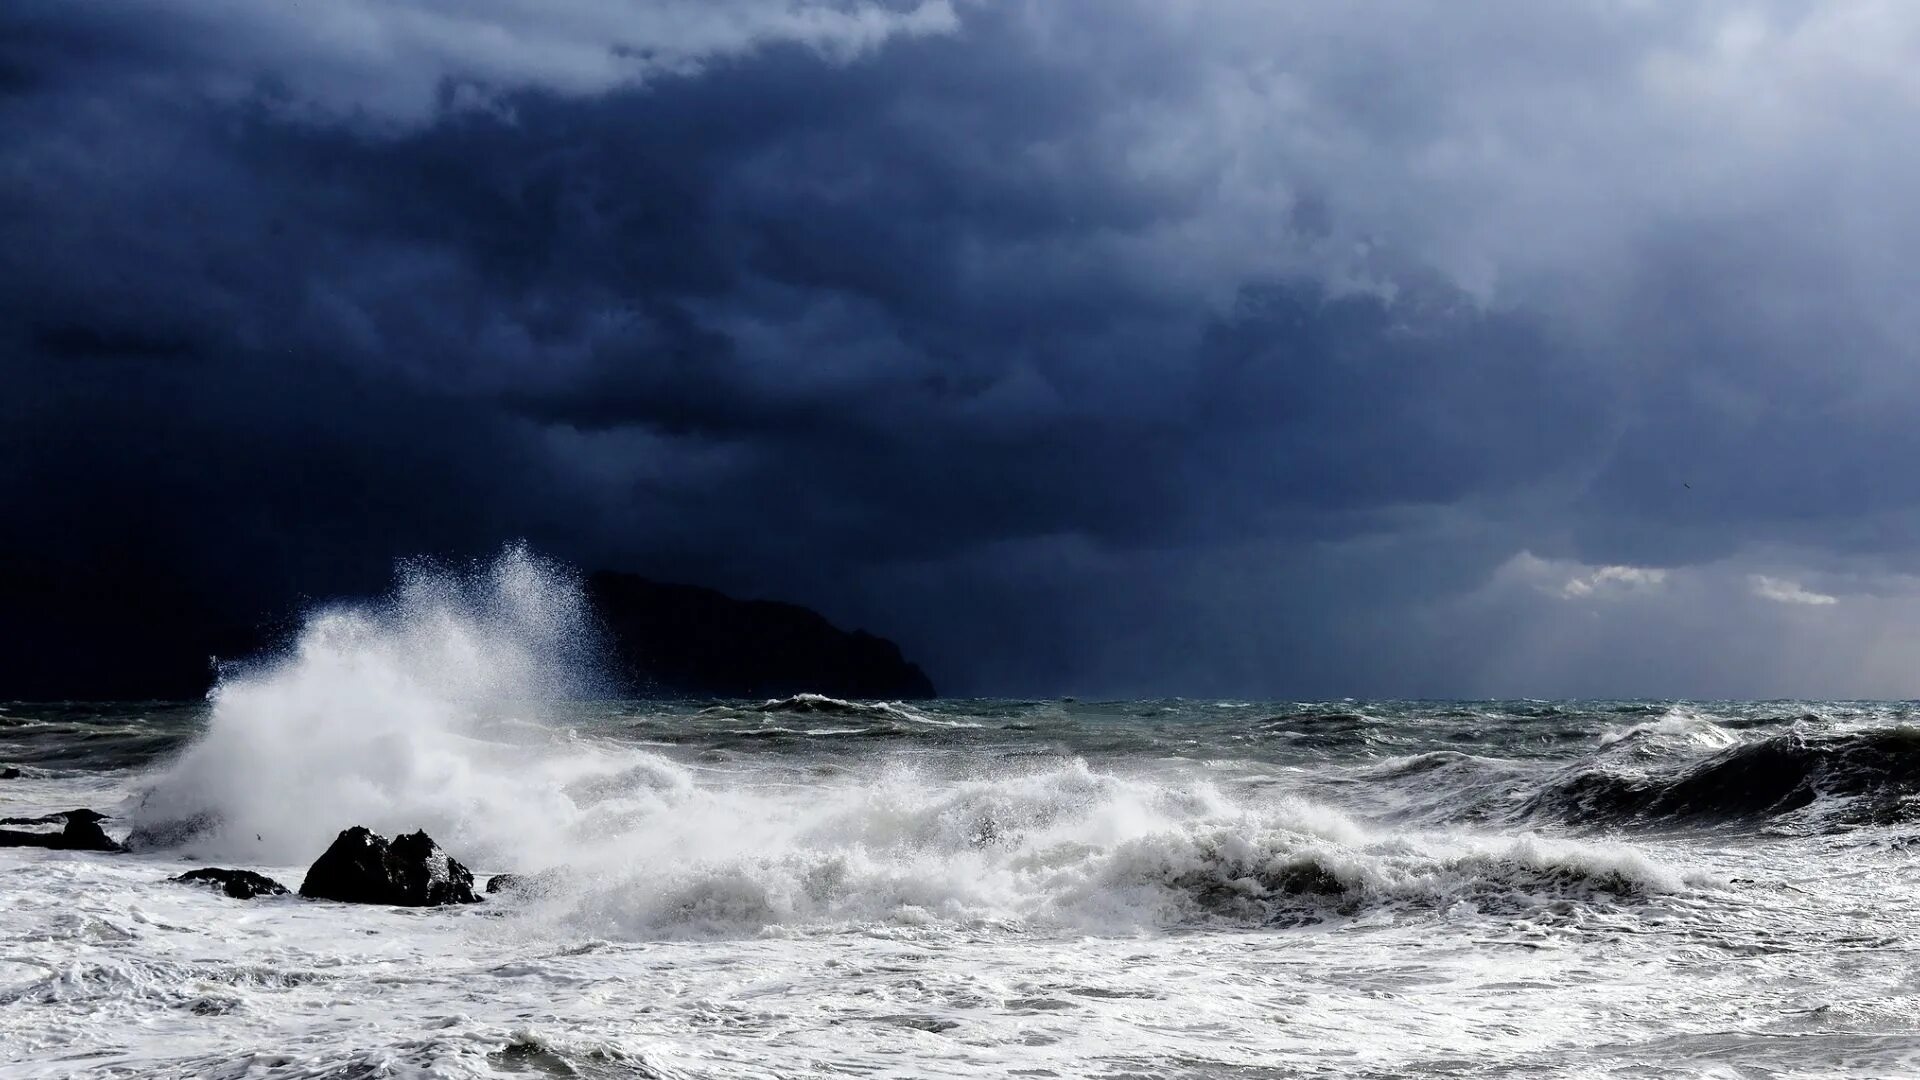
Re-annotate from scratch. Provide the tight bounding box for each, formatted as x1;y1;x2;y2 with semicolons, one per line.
587;572;934;700
0;570;934;701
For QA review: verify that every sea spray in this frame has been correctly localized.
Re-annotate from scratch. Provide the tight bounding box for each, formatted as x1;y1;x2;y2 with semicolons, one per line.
501;757;1699;938
130;544;603;864
13;695;1918;1078
128;561;1705;935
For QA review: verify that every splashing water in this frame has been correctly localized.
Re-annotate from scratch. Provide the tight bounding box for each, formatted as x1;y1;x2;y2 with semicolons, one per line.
7;562;1912;1075
121;546;1704;938
131;545;600;865
3;694;1917;1080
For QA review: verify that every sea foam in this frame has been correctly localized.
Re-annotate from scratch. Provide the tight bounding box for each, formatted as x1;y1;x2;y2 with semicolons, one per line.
128;546;1697;939
130;545;600;865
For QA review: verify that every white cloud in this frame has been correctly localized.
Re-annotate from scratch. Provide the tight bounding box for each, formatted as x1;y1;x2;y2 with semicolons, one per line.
72;0;960;124
1454;549;1920;696
1749;574;1838;606
979;1;1920;337
1492;552;1672;601
1560;564;1669;600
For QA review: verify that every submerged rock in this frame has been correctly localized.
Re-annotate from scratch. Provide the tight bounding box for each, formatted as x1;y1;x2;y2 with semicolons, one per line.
485;873;525;895
0;809;123;852
299;826;481;906
174;867;289;899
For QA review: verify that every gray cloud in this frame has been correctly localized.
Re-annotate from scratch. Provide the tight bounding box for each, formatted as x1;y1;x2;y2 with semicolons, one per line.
5;1;1920;695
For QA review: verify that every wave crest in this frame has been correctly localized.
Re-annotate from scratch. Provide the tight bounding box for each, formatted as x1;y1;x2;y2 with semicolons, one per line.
129;545;599;863
1529;728;1920;829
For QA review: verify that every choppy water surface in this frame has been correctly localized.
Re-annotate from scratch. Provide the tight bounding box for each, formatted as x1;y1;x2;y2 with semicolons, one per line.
2;559;1918;1078
6;696;1920;1079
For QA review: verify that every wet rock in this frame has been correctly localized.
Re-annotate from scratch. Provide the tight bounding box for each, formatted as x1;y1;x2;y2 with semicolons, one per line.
174;867;290;899
298;826;481;906
1;767;20;779
483;867;575;899
0;808;106;826
124;810;221;852
0;809;123;852
0;826;64;848
58;816;123;852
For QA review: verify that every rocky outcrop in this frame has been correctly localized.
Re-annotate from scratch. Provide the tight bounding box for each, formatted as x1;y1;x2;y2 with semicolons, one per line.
174;867;289;899
589;572;935;700
298;827;481;906
0;808;123;852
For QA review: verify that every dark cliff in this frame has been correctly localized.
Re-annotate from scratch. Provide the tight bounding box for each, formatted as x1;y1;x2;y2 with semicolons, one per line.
586;572;935;700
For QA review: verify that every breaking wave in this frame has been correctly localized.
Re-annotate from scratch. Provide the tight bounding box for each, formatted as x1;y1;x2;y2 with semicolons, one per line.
114;555;1700;934
491;760;1696;938
127;545;601;864
105;556;1767;939
1526;728;1920;830
1596;711;1743;755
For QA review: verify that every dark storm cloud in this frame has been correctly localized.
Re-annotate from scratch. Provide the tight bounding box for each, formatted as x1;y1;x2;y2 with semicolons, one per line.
6;0;1920;695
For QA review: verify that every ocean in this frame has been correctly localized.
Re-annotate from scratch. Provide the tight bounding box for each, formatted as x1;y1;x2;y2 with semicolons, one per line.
2;568;1918;1078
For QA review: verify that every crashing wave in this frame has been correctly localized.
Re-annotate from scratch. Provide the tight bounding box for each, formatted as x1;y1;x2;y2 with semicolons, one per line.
127;546;598;864
749;693;930;722
487;763;1699;939
1596;711;1742;755
109;551;1715;939
1053;815;1691;928
1526;728;1920;829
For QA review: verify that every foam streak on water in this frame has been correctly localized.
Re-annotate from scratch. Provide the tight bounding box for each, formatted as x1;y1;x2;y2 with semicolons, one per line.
4;555;1920;1078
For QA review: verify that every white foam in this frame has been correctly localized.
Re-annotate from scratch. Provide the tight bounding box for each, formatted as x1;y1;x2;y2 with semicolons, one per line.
489;758;1700;939
121;548;1702;937
15;623;1911;1078
1597;711;1741;753
129;544;604;866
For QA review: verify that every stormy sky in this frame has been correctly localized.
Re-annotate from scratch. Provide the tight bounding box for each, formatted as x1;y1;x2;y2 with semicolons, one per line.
6;1;1920;698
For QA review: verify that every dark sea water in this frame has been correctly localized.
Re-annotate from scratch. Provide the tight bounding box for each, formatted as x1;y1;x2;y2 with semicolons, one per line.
1;553;1914;1079
6;694;1920;1078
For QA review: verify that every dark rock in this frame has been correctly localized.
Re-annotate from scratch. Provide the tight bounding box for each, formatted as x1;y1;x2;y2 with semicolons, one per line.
484;867;572;898
174;867;289;899
0;809;106;826
589;571;935;700
1;767;19;780
58;816;123;851
299;826;481;906
124;810;221;852
0;809;124;852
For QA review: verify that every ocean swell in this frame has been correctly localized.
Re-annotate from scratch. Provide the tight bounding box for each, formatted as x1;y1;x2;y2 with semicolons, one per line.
102;551;1722;943
501;769;1697;938
1526;728;1920;830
